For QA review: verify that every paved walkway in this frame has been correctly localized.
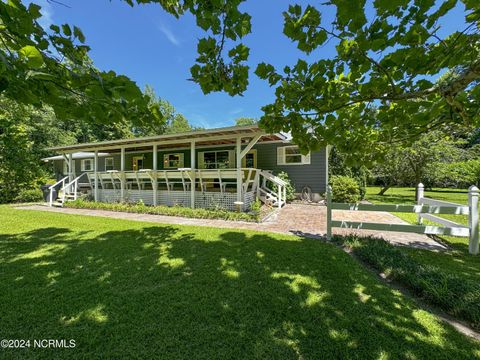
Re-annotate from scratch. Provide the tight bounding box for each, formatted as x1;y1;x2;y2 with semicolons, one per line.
18;204;446;250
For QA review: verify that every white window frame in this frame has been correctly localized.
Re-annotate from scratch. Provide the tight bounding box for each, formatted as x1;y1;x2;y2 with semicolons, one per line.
277;145;311;166
104;157;114;171
81;159;93;172
163;153;184;169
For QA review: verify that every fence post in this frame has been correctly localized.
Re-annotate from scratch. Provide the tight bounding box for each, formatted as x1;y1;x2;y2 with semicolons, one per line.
326;185;332;241
417;183;424;224
468;185;479;255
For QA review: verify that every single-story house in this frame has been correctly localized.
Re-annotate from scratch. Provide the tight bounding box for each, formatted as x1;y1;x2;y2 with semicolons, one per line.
43;125;329;211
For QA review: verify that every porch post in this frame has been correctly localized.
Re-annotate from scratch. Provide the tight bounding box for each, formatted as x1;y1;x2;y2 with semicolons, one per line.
120;147;125;202
191;140;196;209
68;153;73;182
236;136;242;204
153;144;158;206
94;150;98;202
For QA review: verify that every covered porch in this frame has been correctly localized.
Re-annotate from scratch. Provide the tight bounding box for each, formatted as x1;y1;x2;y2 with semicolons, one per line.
46;125;288;211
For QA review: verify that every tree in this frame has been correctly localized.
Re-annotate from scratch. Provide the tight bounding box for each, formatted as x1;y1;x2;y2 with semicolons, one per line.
373;130;467;196
235;117;257;126
0;1;160;126
121;0;480;160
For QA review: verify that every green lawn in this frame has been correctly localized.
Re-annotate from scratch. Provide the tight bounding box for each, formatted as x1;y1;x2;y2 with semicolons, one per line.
0;206;479;359
365;186;480;283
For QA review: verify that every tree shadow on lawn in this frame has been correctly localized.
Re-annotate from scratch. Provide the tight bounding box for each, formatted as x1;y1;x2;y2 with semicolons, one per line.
1;225;479;359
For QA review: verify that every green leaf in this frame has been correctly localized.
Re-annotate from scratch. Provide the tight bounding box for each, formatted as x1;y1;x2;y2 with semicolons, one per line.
18;46;44;68
73;26;86;43
62;24;72;37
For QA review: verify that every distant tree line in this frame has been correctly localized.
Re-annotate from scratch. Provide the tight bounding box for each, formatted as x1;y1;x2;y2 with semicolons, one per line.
0;86;199;203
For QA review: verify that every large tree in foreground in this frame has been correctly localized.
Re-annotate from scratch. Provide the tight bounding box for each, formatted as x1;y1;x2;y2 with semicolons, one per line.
122;0;480;160
0;0;160;126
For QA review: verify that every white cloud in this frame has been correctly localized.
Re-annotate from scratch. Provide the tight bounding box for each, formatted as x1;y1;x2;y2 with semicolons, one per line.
158;22;180;47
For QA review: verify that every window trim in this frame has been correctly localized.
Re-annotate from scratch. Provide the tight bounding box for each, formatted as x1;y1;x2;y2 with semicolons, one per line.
163;153;184;169
277;145;311;166
81;159;93;172
104;157;114;171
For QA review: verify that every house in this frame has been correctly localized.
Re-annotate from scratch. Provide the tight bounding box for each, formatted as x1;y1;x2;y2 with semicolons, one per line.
43;125;329;211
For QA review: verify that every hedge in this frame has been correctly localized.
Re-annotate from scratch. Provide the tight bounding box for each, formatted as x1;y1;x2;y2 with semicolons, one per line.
64;199;261;222
336;235;480;330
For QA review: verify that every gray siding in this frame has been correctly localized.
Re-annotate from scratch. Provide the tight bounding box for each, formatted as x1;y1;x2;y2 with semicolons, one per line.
52;143;327;193
253;143;327;194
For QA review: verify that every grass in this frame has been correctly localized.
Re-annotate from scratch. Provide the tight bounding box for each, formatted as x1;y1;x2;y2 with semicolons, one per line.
365;186;480;288
336;235;480;330
1;205;479;358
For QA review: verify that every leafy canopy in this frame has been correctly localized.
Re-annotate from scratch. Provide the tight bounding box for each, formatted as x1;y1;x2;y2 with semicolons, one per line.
122;0;480;160
0;0;160;125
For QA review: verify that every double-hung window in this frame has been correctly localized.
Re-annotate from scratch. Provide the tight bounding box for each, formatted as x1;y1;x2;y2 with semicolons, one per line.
277;146;311;165
199;150;233;169
105;157;114;171
81;159;93;171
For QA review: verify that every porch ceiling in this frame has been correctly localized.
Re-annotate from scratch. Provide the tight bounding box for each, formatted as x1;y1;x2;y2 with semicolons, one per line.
47;125;287;153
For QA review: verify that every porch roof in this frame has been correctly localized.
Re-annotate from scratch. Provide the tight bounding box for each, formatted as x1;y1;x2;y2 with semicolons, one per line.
47;125;287;153
41;152;111;162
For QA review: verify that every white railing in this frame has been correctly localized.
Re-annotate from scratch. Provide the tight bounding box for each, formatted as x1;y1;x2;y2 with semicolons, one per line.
258;170;287;208
60;173;86;204
48;176;68;207
326;183;480;255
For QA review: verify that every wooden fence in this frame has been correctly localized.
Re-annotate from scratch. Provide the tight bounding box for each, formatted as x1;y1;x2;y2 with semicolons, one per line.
326;183;479;255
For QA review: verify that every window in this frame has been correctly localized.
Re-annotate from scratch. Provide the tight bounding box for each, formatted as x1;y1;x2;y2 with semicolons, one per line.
163;153;184;169
277;146;310;165
105;157;114;171
133;156;144;171
199;150;233;169
81;159;93;171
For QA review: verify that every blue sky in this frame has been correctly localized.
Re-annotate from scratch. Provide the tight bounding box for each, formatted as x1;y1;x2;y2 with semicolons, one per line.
33;0;466;129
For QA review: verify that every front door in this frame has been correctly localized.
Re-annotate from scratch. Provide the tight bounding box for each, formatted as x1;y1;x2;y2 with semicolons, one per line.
242;149;257;168
133;156;144;171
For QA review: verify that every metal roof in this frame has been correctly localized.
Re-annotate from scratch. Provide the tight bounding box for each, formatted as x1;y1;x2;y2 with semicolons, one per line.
41;152;111;162
47;124;287;153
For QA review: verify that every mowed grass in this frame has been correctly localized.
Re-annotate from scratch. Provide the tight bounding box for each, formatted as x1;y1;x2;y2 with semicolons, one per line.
1;206;479;359
365;187;480;283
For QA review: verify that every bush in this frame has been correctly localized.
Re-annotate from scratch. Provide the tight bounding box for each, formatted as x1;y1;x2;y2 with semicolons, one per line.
65;199;260;222
330;175;361;203
14;188;43;203
429;160;480;188
336;235;480;330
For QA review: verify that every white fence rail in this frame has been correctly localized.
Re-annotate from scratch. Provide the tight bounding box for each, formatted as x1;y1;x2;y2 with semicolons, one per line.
326;183;480;255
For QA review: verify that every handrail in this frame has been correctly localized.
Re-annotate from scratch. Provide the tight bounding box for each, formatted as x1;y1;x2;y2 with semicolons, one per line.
259;170;287;187
48;176;68;207
49;176;68;190
61;173;86;203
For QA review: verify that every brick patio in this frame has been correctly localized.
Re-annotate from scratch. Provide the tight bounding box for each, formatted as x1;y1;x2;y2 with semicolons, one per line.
18;203;446;250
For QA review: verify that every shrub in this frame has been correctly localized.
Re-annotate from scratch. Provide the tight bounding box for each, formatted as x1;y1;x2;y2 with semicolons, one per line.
14;188;43;203
429;160;480;188
65;199;260;222
336;235;480;330
330;175;361;203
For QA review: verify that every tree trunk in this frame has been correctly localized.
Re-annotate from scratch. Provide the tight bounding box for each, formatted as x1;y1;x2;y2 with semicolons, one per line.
378;185;391;195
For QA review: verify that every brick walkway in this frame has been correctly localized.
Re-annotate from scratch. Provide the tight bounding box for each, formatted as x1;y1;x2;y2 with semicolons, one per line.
18;204;446;250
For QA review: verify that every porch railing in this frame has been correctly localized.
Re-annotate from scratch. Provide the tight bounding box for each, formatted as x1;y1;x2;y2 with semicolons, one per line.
48;176;68;207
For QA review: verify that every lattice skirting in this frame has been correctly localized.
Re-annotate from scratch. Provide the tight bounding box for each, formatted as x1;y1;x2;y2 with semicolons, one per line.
98;190;256;211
